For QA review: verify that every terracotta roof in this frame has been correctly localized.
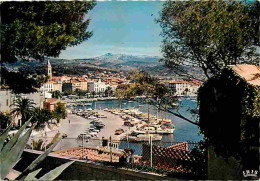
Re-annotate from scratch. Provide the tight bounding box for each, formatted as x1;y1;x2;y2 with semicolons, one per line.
169;80;191;84
71;80;80;83
45;98;65;104
46;80;56;84
231;64;260;86
45;98;59;104
51;76;63;79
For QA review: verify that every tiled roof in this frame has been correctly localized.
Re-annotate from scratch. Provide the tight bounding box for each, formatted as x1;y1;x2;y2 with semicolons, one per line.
46;80;56;84
45;98;59;104
230;64;260;86
169;80;191;84
45;98;65;104
71;80;80;83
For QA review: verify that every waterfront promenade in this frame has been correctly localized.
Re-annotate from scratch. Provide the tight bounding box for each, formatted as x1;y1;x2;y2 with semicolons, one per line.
31;114;90;151
31;109;128;151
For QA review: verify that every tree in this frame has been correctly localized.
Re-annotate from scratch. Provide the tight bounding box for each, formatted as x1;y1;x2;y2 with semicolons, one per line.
52;102;66;123
1;1;96;93
1;68;47;94
91;91;96;98
52;90;62;99
158;0;259;78
1;1;96;63
31;107;52;131
0;112;11;130
11;97;35;126
104;86;113;97
74;88;86;99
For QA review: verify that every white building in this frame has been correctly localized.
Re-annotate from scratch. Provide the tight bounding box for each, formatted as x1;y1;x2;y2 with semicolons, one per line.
41;81;55;93
87;80;110;93
165;80;200;96
20;92;44;108
0;89;44;113
0;89;13;113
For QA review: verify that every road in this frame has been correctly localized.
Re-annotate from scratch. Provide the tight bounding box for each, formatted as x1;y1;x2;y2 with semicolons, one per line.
30;110;128;151
31;114;91;151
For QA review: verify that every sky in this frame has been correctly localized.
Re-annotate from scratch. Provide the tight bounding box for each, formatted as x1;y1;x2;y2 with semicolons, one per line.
59;1;164;59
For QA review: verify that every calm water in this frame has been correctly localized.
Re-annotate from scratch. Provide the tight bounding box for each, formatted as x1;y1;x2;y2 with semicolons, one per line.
81;98;203;142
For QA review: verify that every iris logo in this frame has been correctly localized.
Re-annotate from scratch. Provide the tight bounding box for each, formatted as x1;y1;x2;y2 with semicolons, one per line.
243;170;258;178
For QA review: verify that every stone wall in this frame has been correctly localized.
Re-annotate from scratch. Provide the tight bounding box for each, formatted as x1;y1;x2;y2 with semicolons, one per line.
15;149;174;180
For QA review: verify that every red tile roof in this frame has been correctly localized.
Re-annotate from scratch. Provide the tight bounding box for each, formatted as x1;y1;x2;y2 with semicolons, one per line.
45;98;65;104
45;98;59;104
231;64;260;86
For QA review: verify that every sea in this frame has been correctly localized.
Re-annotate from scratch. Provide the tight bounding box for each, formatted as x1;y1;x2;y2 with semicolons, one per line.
84;98;203;143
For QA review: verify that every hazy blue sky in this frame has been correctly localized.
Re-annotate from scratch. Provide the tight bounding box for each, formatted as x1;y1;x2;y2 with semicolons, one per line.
59;1;164;59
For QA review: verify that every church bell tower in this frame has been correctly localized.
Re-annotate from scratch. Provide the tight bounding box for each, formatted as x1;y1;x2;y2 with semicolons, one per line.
47;59;52;79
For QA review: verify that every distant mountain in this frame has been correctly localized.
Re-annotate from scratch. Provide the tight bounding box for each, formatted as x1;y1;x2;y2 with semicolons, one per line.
94;53;161;64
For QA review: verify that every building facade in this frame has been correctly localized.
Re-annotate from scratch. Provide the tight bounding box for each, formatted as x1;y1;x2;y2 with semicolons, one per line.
87;80;110;93
165;80;200;96
41;81;55;92
0;89;13;113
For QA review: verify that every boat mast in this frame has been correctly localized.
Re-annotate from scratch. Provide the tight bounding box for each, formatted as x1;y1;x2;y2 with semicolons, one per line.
164;104;167;120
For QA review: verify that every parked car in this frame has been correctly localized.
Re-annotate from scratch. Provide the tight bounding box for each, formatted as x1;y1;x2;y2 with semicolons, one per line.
115;128;124;135
62;133;68;138
77;134;91;139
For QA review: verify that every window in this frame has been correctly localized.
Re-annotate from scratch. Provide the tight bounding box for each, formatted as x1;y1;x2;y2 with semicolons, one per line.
6;99;8;106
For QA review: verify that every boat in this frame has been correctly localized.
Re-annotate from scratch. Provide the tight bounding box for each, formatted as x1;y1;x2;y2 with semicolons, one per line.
85;103;92;106
171;103;178;107
123;134;162;142
132;130;145;135
138;105;144;107
132;125;175;135
128;101;133;103
137;134;162;141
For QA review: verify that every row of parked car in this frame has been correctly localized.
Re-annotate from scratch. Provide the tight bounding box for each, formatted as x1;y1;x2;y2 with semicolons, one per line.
77;127;100;140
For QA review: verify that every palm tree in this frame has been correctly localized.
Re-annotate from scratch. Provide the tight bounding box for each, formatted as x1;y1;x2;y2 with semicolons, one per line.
11;97;35;126
105;86;113;97
31;107;52;131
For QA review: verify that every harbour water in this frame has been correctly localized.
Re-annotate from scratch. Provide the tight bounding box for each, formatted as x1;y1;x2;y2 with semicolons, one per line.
80;98;203;142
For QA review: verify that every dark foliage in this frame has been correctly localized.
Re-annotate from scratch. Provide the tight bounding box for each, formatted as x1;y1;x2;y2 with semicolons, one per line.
1;1;96;63
0;113;11;130
31;108;52;130
1;68;46;94
158;0;259;78
1;1;95;93
198;67;259;170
